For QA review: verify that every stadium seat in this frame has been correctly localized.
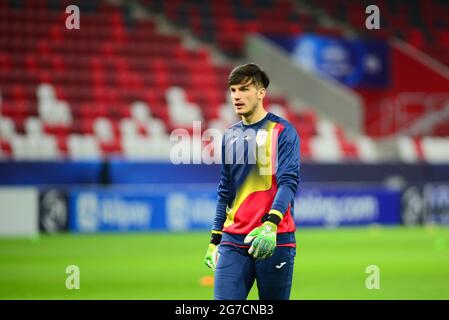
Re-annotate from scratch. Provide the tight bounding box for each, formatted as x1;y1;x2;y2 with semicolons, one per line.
67;134;100;159
310;136;343;162
268;104;289;120
166;87;203;127
130;101;152;123
121;135;171;160
0;117;16;139
316;119;337;138
421;137;449;163
10;134;59;160
119;118;139;138
93;117;114;143
397;136;421;163
355;136;379;163
145;118;167;137
24;117;43;136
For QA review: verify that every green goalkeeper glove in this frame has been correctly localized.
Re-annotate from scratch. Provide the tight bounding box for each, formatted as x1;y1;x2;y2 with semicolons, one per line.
204;230;221;271
204;243;218;271
244;221;278;259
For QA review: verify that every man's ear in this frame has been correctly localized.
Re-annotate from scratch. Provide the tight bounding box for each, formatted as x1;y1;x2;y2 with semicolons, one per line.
258;87;266;100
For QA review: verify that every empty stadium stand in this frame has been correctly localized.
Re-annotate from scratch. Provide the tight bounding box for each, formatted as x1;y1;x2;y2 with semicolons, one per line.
1;0;447;163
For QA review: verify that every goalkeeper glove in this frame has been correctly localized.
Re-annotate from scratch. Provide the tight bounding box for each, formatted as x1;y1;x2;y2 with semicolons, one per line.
204;243;218;271
204;230;221;271
243;211;282;259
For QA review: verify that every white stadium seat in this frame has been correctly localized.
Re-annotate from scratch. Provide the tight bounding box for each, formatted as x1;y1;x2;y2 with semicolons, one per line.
26;135;59;159
397;136;419;163
121;136;152;159
0;117;15;139
310;136;343;162
57;101;73;125
94;117;114;143
37;83;56;102
316;119;337;138
268;104;288;119
218;93;239;125
166;87;203;126
131;101;152;122
68;134;100;159
166;86;187;105
37;84;73;126
119;118;139;138
207;118;227;132
145;118;167;136
25;117;43;136
121;135;170;160
10;134;59;160
10;135;27;159
421;137;449;163
355;136;379;162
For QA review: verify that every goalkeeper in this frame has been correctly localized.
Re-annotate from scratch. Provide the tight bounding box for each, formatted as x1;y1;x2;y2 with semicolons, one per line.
204;64;300;300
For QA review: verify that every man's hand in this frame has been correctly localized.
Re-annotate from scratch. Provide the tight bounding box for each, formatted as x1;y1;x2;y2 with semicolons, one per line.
204;243;219;271
244;221;277;259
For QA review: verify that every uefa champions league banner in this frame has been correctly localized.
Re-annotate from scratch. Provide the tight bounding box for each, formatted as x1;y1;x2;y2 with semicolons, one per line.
68;186;401;233
269;34;390;88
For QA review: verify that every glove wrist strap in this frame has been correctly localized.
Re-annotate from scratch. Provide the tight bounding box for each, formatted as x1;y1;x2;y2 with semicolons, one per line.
261;209;283;226
210;230;222;245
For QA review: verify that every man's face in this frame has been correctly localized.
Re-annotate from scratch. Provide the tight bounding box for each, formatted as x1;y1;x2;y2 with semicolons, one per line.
229;80;266;117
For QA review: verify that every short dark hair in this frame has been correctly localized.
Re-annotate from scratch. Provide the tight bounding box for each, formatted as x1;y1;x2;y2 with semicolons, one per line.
228;63;270;89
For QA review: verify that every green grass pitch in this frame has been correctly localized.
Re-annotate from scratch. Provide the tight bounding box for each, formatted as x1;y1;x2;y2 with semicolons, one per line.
0;226;448;300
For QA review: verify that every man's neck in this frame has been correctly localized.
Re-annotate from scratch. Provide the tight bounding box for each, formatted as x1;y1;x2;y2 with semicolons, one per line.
242;106;268;125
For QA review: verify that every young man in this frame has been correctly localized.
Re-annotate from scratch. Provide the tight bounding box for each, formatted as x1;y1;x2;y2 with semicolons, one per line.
203;63;301;300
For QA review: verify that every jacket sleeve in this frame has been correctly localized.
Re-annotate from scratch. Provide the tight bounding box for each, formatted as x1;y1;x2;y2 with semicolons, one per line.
271;125;301;215
212;135;230;231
